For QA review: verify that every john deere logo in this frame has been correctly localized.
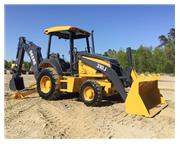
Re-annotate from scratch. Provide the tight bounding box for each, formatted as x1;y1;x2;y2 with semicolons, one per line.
96;63;107;72
29;50;36;65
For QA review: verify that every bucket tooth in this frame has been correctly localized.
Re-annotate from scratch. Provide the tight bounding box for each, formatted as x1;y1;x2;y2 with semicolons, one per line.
125;75;168;117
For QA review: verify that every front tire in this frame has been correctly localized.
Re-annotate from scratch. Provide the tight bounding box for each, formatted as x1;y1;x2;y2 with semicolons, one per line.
80;80;103;106
37;68;60;100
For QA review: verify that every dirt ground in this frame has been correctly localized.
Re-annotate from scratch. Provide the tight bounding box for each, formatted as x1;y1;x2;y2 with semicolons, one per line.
4;74;175;138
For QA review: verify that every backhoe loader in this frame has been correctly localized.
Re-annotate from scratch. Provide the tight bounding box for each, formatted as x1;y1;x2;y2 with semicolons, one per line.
10;60;26;74
9;26;167;117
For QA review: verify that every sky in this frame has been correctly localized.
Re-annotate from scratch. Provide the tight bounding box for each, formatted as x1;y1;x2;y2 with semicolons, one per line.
5;5;175;61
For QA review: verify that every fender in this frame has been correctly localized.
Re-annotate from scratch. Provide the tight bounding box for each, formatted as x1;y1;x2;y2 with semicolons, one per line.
81;57;127;101
39;58;63;75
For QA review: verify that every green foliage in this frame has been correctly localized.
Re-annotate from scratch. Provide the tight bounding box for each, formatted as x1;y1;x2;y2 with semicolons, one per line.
133;46;154;72
153;47;167;73
4;60;12;69
103;28;175;74
4;60;30;70
115;50;128;69
103;49;117;58
23;61;29;70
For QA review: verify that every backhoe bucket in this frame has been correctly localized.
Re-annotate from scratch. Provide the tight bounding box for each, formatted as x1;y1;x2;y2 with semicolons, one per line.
9;76;25;91
125;70;168;117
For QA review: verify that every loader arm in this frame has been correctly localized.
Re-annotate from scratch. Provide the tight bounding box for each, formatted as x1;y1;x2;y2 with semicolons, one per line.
9;37;43;91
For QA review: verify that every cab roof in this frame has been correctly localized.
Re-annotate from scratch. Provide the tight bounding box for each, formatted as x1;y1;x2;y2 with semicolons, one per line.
44;26;90;39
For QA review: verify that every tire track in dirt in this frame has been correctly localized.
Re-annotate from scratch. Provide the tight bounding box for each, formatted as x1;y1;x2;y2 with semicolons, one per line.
5;102;44;138
74;106;114;138
41;100;115;138
37;100;82;138
5;97;41;123
5;94;39;110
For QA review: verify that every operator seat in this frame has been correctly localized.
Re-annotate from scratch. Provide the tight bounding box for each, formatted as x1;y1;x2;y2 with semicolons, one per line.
50;53;70;72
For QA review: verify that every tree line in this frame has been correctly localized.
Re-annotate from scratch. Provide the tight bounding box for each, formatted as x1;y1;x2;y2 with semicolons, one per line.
5;28;175;74
4;60;30;70
103;28;175;74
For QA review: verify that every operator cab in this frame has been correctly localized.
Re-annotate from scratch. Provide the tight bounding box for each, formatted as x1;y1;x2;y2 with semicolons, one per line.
44;26;91;74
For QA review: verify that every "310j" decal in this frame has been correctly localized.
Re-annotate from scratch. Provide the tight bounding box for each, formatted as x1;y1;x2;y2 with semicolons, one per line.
96;63;107;72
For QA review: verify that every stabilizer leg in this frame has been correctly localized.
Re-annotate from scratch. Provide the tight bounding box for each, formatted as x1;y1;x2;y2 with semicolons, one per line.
12;83;37;99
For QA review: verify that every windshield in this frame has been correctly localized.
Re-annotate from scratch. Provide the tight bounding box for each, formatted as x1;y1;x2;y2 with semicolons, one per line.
74;37;90;53
50;36;69;61
50;36;90;62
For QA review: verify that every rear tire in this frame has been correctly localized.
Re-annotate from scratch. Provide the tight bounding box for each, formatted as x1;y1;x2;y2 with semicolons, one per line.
37;67;60;100
80;80;102;106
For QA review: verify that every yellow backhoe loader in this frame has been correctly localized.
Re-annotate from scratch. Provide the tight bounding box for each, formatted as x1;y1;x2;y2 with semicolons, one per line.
9;26;167;117
10;60;26;74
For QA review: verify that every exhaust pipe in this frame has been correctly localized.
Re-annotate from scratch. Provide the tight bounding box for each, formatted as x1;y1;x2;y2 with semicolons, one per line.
126;47;133;69
91;30;95;54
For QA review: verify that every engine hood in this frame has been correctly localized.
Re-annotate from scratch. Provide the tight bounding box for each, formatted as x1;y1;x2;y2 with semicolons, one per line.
79;52;119;66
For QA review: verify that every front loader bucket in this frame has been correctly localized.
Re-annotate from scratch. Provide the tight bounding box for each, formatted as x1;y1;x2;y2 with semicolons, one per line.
125;73;168;117
9;76;25;91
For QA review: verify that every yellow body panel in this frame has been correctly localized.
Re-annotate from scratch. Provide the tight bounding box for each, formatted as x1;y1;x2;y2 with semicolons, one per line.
11;63;17;69
78;60;99;76
125;70;168;117
82;56;111;67
11;63;26;72
96;79;117;96
58;75;115;96
22;64;26;70
78;57;110;77
59;76;84;93
44;26;90;36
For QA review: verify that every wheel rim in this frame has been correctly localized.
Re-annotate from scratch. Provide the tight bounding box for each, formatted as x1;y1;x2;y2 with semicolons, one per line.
83;86;95;101
40;75;52;94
